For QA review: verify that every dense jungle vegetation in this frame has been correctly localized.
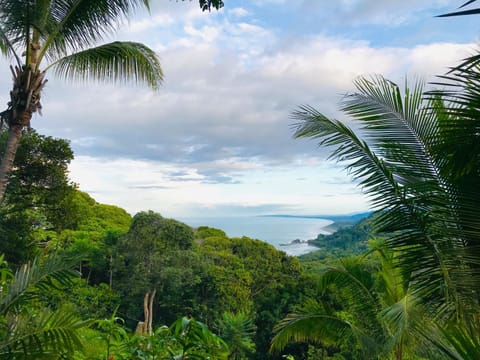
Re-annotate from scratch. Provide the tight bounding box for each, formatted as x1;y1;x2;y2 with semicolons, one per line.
0;130;371;359
0;0;479;359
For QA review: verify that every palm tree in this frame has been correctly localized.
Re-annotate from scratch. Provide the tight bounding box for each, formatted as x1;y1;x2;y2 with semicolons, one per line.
0;0;164;203
0;254;90;358
270;241;436;359
290;68;480;325
218;312;256;360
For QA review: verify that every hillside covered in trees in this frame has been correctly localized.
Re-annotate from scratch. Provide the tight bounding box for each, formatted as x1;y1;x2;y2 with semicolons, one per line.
0;130;395;359
0;130;334;359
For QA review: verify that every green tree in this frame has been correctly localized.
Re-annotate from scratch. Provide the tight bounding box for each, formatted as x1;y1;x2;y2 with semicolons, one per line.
50;191;132;285
0;130;76;264
114;211;203;326
0;0;164;203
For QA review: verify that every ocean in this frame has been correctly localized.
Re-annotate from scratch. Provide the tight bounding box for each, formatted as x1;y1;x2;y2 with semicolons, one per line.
179;216;333;256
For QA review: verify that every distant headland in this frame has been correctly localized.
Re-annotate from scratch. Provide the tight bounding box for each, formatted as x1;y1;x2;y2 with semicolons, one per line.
258;212;372;233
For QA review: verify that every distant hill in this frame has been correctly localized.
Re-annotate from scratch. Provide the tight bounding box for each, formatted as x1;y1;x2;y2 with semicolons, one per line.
259;211;371;221
299;214;375;264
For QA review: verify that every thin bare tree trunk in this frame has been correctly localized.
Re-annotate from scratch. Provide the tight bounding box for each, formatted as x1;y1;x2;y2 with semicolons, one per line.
0;124;23;203
143;290;149;333
109;255;113;288
137;289;156;335
148;289;156;335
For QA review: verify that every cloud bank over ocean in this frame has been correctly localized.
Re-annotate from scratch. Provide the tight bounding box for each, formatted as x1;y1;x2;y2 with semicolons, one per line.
2;1;475;217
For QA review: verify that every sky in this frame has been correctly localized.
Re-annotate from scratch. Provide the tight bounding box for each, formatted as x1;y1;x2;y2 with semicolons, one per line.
2;0;479;218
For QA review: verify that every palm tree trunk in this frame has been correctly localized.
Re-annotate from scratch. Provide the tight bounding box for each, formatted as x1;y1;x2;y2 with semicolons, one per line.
0;124;23;203
0;63;46;205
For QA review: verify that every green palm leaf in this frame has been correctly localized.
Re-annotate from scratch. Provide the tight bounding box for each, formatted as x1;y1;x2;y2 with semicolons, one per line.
381;293;424;353
0;256;79;315
271;299;385;359
39;0;150;61
292;104;401;210
49;41;163;89
431;322;480;360
0;256;89;359
0;308;90;359
270;299;366;353
293;74;480;321
0;0;151;57
0;26;20;65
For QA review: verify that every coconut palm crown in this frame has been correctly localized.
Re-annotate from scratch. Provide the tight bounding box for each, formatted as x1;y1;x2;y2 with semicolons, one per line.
291;62;480;324
0;0;164;203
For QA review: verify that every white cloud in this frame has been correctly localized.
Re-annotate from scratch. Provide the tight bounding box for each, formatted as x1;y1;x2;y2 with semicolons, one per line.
2;2;473;217
184;24;221;42
69;156;368;217
127;13;175;33
228;7;249;17
301;0;452;26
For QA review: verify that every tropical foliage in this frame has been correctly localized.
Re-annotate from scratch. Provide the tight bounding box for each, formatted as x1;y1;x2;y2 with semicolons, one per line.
268;43;480;356
291;67;480;319
271;241;439;359
0;255;90;359
219;312;257;359
1;1;479;359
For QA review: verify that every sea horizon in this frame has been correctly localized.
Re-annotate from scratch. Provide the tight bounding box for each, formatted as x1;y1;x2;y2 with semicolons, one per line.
179;215;335;256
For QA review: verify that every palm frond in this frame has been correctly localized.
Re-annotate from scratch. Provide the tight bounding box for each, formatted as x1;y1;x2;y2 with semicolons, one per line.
0;307;90;359
342;77;440;180
424;54;480;317
380;293;427;353
0;0;33;51
438;1;480;17
0;25;21;65
293;73;480;322
39;0;151;61
49;41;163;90
434;322;480;360
270;300;359;353
427;55;480;179
198;0;225;11
292;105;402;210
320;259;388;342
0;256;79;315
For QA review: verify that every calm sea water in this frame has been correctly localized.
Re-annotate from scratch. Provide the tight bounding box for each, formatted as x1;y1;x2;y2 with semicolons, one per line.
179;216;333;256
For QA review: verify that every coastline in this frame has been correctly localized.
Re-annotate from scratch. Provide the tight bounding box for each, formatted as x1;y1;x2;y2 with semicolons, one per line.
280;220;334;250
182;213;371;257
